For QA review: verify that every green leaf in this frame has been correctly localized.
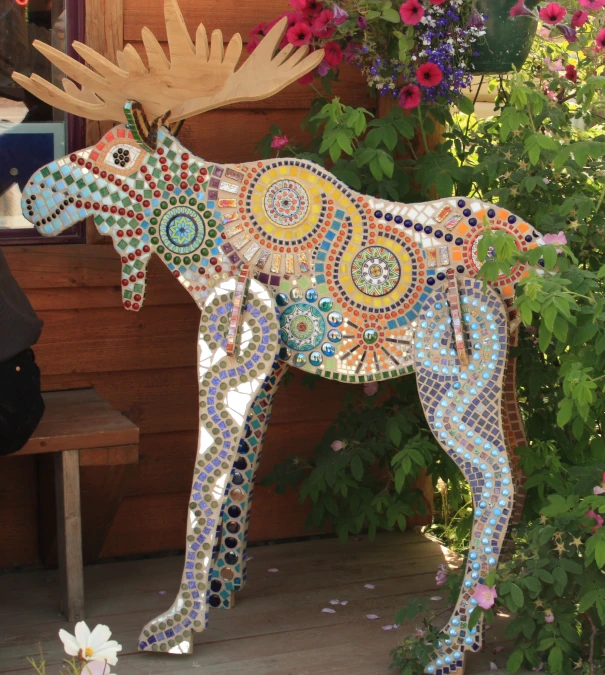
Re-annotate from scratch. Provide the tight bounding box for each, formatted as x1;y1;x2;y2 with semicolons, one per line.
548;646;563;674
507;649;525;673
523;576;542;594
552;566;567;596
351;455;364;481
510;583;524;608
378;152;394;178
557;398;573;427
382;7;401;22
596;539;605;568
458;96;475;115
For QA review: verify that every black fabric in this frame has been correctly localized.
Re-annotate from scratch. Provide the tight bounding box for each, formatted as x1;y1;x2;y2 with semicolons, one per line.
0;249;43;362
0;349;44;456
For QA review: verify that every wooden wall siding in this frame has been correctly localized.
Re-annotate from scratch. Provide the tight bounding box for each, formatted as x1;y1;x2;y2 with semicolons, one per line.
0;0;381;568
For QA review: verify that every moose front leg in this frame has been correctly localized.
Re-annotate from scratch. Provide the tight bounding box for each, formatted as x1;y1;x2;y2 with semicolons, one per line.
414;276;514;674
210;358;288;610
138;277;280;654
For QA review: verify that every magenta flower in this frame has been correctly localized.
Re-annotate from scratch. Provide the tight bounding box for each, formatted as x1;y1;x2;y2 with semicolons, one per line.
579;0;605;10
357;15;368;29
332;4;349;25
510;0;535;17
436;564;448;586
364;382;379;396
468;8;485;28
474;584;497;609
323;41;343;67
312;9;336;38
400;0;425;25
544;610;555;623
343;41;362;63
286;21;312;46
596;27;605;48
317;60;331;76
571;9;589;26
539;3;566;24
416;62;443;87
428;0;447;5
398;84;422;109
270;135;289;150
331;440;344;452
594;485;605;495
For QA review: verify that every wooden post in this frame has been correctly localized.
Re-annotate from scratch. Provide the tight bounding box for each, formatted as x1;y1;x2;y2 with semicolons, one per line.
55;450;85;621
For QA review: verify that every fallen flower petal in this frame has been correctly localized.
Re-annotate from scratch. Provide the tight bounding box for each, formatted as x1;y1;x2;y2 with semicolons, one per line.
430;596;443;601
493;647;505;654
490;663;499;671
322;607;336;613
267;568;279;573
382;624;394;631
329;599;340;605
366;613;380;620
364;583;375;589
340;600;349;605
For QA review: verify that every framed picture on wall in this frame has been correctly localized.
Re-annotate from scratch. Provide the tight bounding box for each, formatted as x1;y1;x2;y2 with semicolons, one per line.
0;0;85;245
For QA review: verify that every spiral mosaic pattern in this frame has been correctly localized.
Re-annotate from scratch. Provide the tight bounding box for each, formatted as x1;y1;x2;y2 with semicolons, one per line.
160;206;206;255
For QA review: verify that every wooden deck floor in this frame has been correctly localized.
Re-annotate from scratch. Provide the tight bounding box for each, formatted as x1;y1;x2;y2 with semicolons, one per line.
0;533;509;674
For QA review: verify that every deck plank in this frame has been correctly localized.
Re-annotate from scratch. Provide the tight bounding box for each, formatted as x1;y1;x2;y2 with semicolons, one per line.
0;533;510;674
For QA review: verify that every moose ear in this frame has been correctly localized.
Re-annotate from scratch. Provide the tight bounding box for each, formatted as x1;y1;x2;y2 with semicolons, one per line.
168;119;185;137
123;100;168;152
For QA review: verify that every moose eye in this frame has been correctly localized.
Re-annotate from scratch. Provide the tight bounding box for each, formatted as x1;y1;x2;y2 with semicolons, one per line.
107;145;140;170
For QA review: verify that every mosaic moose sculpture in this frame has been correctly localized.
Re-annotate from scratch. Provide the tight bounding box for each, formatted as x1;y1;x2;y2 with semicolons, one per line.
14;1;541;671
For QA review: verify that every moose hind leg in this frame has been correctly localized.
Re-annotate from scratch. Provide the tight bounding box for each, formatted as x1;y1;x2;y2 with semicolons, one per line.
138;279;279;654
211;358;288;609
414;278;514;674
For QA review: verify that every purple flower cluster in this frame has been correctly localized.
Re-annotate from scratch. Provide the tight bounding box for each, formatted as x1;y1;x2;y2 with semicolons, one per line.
402;3;482;103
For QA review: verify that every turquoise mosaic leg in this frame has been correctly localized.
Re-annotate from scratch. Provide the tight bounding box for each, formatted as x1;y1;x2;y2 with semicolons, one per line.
210;358;288;609
414;277;514;674
138;279;279;654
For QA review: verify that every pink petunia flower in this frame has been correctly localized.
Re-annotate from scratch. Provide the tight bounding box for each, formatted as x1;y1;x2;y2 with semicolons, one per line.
578;0;605;10
364;382;379;396
544;610;555;623
586;509;604;533
290;0;324;16
398;84;422;109
286;21;313;46
474;584;497;610
428;0;447;5
571;9;589;26
510;0;535;17
331;440;344;451
270;135;289;150
539;3;566;24
323;41;343;67
400;0;425;25
317;60;332;76
312;9;336;38
596;28;605;48
594;485;605;495
332;4;349;25
357;15;368;29
416;62;443;87
565;64;578;82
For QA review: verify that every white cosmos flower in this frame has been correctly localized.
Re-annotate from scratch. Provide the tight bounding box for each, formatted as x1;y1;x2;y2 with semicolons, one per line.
59;622;122;666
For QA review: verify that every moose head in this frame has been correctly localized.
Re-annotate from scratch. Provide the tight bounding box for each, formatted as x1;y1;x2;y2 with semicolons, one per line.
14;0;323;310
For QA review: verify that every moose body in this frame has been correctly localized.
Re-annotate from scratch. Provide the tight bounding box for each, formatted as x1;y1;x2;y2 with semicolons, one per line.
15;2;541;671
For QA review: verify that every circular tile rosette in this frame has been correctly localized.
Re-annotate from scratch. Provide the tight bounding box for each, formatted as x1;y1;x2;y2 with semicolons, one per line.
279;303;325;352
159;206;206;254
351;246;401;297
264;180;309;227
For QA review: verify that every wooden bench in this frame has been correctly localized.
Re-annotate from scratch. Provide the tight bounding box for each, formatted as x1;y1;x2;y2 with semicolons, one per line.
12;389;139;621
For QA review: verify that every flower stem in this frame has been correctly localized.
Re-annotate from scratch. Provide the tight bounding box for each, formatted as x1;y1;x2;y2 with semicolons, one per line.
595;184;605;214
418;108;430;154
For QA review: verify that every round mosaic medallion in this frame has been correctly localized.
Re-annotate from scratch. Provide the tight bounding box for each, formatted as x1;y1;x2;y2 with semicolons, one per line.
264;180;309;227
280;303;325;352
351;246;401;297
159;206;205;254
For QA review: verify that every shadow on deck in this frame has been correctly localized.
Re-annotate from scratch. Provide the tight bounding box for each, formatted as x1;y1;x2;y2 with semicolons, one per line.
0;532;514;675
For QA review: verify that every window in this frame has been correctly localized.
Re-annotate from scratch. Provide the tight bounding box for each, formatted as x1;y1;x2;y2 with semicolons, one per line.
0;0;85;244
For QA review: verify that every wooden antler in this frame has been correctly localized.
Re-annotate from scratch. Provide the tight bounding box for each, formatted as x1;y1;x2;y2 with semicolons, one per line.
11;0;324;124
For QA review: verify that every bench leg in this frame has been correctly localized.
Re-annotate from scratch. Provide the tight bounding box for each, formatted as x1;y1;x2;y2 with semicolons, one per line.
55;450;85;621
